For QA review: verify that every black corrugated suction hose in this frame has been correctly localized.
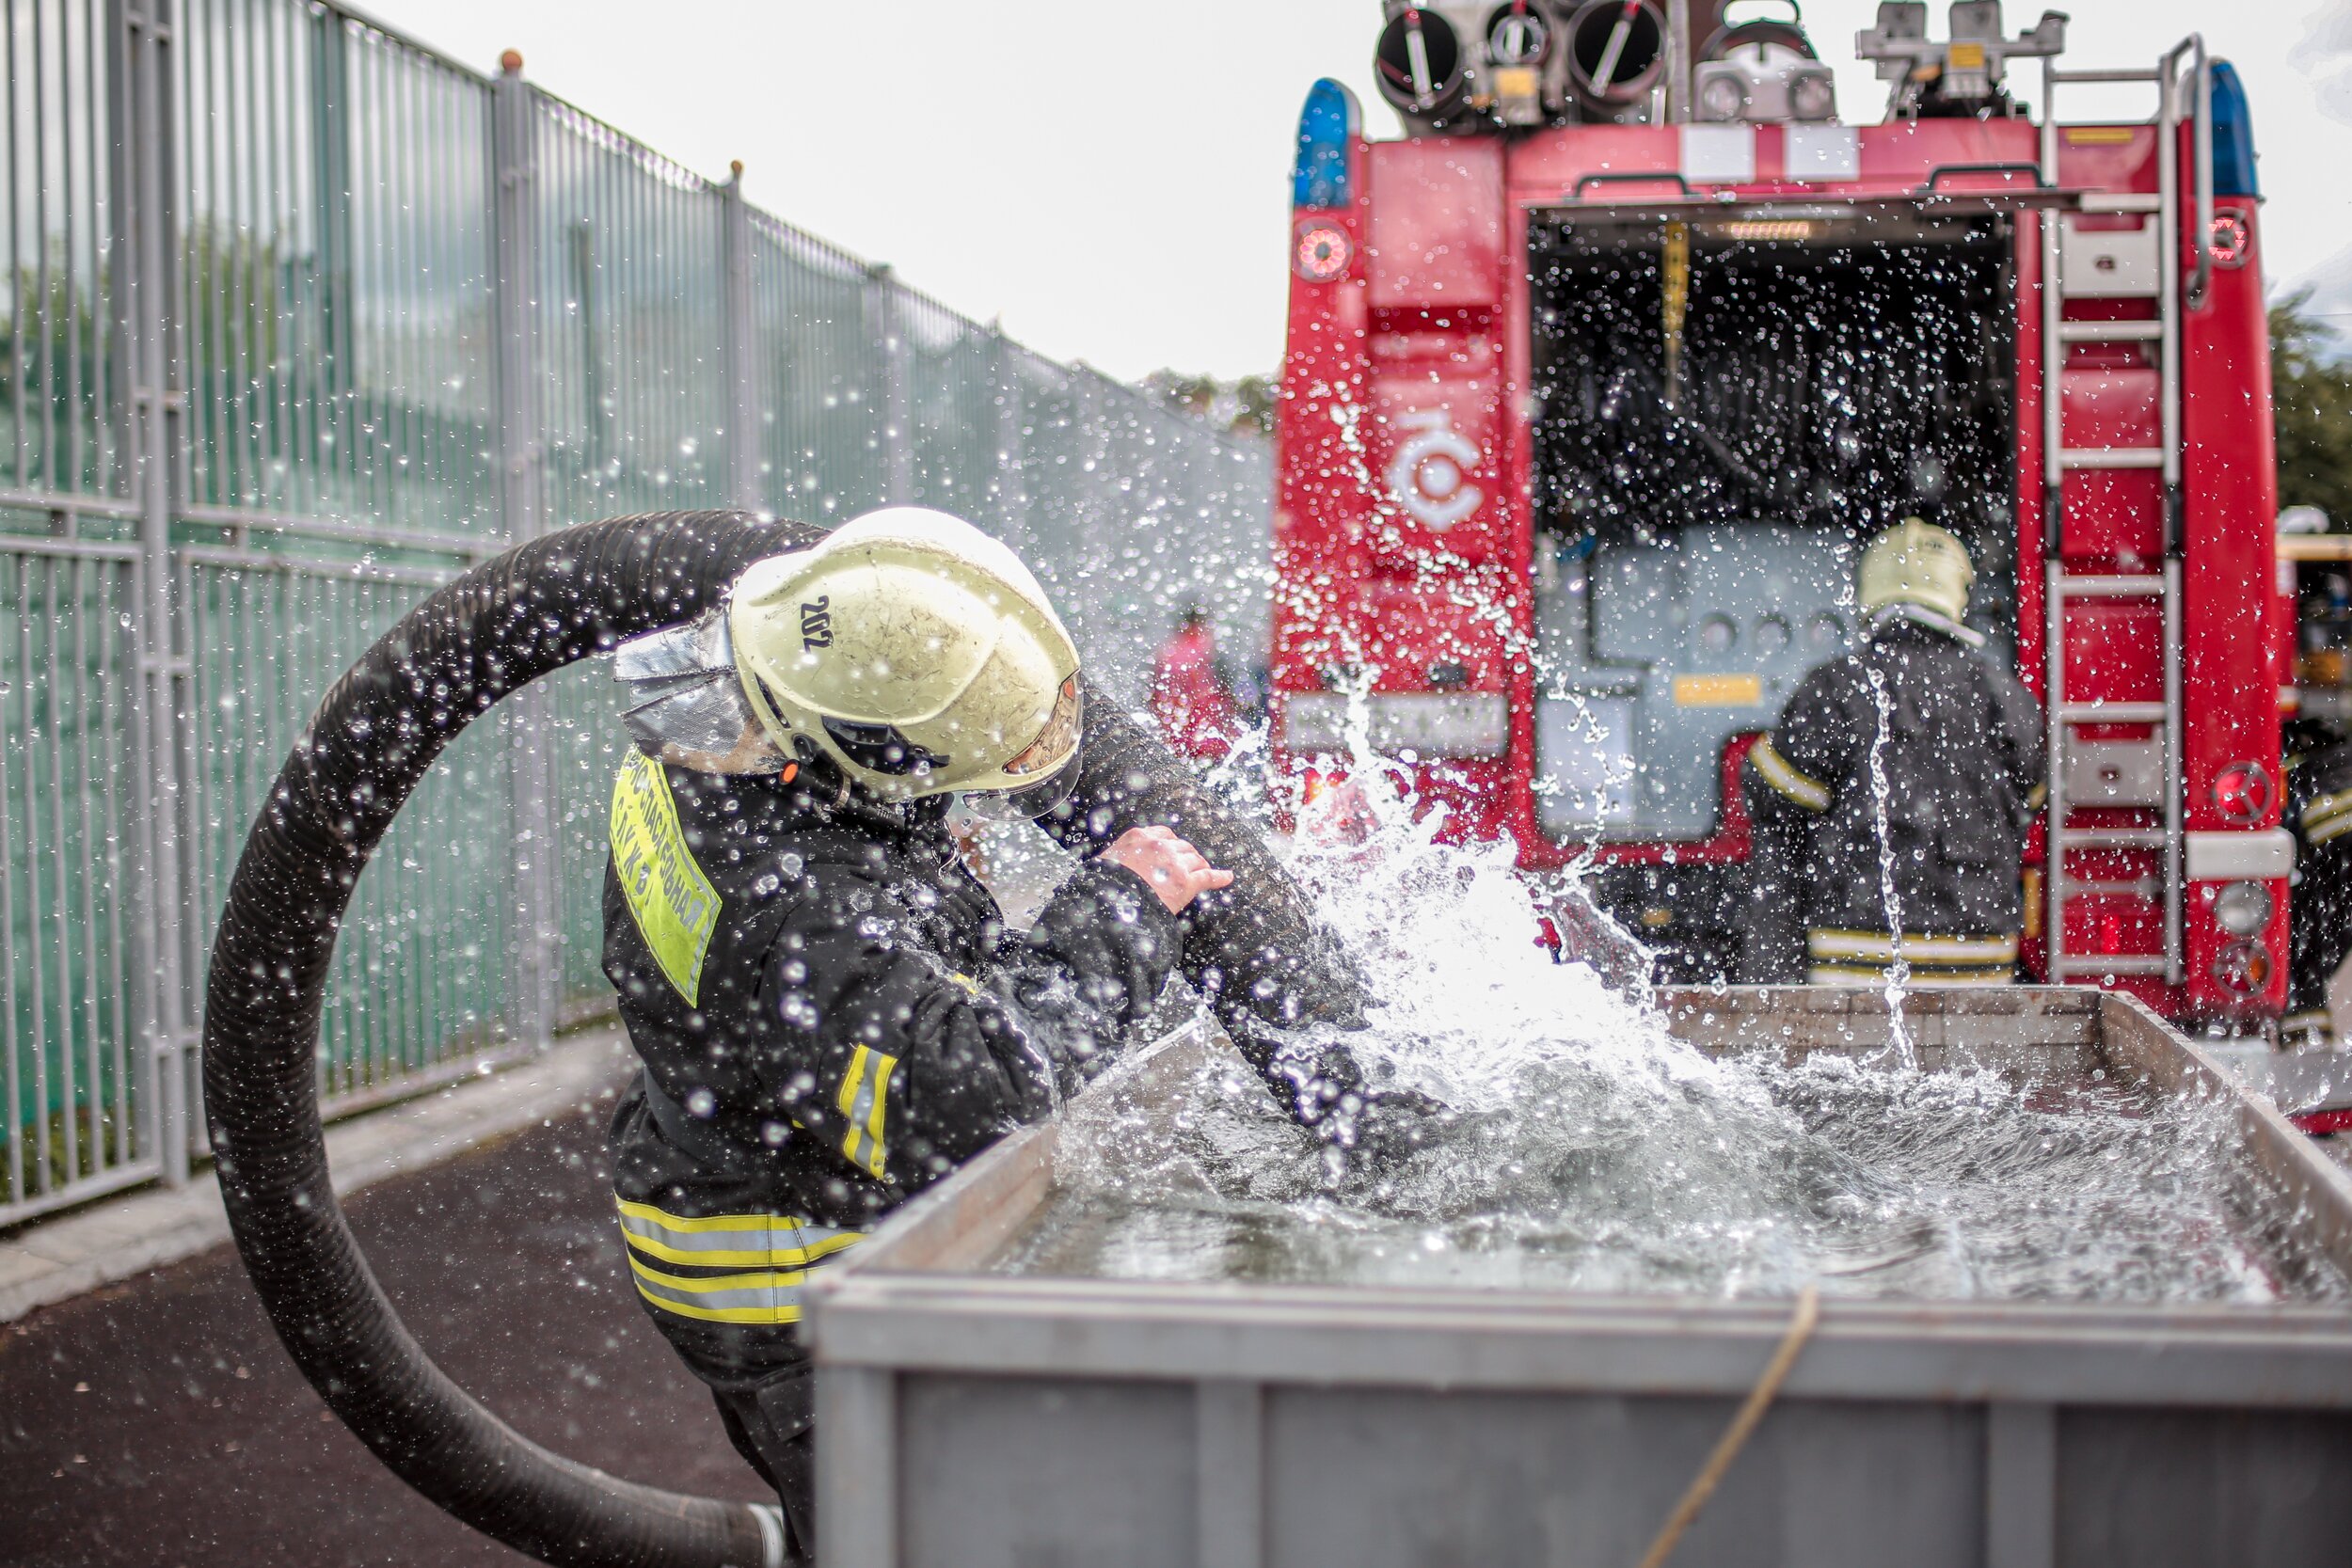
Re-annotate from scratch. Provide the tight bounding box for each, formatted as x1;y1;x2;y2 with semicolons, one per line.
201;509;1361;1568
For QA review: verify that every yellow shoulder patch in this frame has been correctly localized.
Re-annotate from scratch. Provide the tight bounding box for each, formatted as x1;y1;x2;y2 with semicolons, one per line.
611;752;722;1006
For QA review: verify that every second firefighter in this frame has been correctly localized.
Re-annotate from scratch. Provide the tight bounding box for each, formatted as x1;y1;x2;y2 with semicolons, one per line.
1739;518;2047;986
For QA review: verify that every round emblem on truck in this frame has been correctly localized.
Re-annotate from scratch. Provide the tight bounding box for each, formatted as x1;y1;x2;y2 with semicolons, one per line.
1388;408;1485;532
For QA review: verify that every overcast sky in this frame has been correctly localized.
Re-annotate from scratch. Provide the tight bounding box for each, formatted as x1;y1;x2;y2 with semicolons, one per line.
380;0;2352;381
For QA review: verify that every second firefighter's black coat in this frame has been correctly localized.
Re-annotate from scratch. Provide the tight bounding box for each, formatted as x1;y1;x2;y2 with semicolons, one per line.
601;754;1183;1389
1739;614;2046;981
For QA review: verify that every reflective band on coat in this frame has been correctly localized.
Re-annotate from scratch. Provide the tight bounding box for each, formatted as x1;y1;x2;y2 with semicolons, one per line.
1809;963;2015;987
1806;929;2019;964
614;1197;865;1270
1749;736;1831;814
626;1254;810;1325
2307;789;2352;847
835;1044;898;1180
610;751;722;1005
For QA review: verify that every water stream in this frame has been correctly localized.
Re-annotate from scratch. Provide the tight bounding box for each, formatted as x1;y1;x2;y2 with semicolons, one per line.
1862;659;1917;1069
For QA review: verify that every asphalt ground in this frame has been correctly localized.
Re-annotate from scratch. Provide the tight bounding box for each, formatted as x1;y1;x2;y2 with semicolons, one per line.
0;1107;764;1567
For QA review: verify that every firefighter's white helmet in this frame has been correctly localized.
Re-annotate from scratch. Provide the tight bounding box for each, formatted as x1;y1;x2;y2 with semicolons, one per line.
1859;517;1975;625
728;508;1084;817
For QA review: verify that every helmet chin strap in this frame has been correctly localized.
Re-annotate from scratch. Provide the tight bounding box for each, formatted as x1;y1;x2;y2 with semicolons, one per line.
786;736;859;811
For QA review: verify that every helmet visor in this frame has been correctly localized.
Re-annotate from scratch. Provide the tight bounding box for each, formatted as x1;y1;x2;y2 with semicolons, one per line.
964;675;1084;822
615;610;789;772
1001;675;1083;783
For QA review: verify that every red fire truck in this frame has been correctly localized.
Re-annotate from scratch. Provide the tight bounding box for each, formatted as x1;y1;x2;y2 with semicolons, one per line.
1271;2;2290;1023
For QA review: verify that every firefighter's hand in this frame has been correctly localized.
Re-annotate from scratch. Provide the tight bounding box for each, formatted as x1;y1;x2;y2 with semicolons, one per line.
1100;825;1234;913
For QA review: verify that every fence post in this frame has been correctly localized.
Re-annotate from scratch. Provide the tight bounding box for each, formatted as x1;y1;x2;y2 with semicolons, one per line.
721;164;761;513
991;325;1028;549
114;0;194;1184
866;264;914;504
492;52;557;1053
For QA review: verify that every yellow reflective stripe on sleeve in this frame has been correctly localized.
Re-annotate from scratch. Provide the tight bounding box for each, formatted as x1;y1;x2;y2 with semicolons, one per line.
2306;789;2352;846
610;752;722;1005
613;1198;866;1269
2026;782;2048;812
1807;930;2019;964
1749;736;1831;814
835;1045;898;1180
864;1053;897;1165
626;1253;808;1325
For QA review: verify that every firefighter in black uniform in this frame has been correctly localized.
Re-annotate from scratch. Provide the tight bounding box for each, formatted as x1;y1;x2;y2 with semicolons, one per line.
2286;719;2352;1041
599;508;1232;1559
1738;518;2046;986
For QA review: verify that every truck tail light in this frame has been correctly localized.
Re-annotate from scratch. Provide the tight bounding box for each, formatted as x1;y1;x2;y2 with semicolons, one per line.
2212;761;2272;824
1788;65;1837;121
2212;939;2273;995
2210;880;2274;937
1696;71;1745;121
1295;222;1353;282
2208;211;2249;268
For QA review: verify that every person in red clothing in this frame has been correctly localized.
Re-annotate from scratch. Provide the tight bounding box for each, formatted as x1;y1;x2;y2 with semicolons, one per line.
1152;604;1241;762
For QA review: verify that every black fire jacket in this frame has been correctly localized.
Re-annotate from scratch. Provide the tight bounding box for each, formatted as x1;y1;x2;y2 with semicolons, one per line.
1738;612;2046;983
601;752;1183;1390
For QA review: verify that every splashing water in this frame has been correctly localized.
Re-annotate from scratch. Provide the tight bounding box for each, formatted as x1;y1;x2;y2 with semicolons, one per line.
996;762;2344;1306
1862;661;1916;1069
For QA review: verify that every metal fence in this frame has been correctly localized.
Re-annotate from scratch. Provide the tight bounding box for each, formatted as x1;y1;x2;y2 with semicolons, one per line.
0;0;1269;1226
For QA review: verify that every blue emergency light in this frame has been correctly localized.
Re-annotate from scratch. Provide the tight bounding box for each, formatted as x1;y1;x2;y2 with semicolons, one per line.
2208;60;2258;199
1294;78;1360;210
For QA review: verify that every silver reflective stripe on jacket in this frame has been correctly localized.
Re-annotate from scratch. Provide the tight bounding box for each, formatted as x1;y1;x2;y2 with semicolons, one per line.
614;1198;866;1325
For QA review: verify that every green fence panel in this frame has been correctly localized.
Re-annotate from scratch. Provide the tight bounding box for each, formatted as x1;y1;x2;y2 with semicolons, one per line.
999;356;1270;705
546;658;626;1010
0;541;148;1211
179;554;516;1113
898;290;996;519
532;95;728;528
0;0;128;504
746;213;886;522
171;0;500;539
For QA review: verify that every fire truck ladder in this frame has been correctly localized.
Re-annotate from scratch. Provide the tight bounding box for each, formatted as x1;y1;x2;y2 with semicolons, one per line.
2038;38;2211;990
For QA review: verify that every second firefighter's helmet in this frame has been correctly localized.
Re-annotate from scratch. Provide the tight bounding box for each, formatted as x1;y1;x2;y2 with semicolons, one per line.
1859;516;1975;624
729;507;1084;818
